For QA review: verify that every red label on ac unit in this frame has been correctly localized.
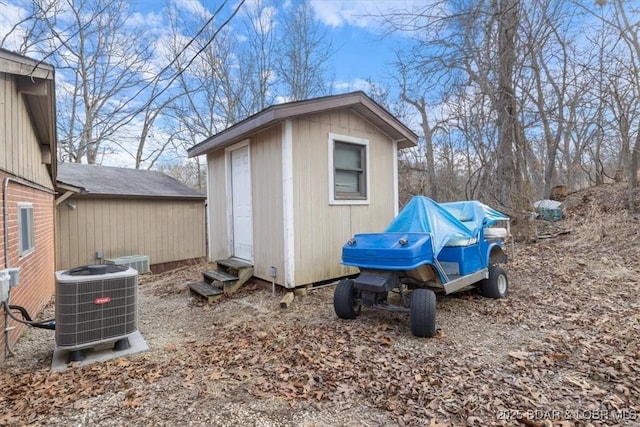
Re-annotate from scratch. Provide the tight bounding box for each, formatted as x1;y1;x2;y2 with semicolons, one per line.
94;296;112;305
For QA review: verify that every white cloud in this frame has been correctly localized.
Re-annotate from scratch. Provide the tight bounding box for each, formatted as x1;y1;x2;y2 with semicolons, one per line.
274;95;292;104
170;0;211;19
126;11;165;35
309;1;444;34
256;5;277;33
308;0;412;30
0;3;30;52
309;0;366;28
334;78;373;93
241;0;277;33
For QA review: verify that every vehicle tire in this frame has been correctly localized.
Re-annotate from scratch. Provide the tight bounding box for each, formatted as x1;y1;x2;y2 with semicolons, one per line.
410;288;437;338
334;279;361;319
480;265;509;298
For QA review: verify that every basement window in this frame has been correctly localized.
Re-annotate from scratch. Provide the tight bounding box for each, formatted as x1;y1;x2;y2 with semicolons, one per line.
328;133;370;205
18;204;34;256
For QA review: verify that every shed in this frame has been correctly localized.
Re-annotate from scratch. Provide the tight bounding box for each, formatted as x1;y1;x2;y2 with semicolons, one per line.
55;163;206;273
0;48;57;360
188;91;418;288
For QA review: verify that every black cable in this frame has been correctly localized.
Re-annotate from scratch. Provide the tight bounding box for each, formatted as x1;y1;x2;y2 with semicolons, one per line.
30;0;114;76
36;0;245;141
1;301;55;327
115;0;247;124
102;0;231;116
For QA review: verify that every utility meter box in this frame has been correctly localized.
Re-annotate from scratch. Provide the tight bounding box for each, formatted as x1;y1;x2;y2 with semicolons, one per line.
1;270;9;302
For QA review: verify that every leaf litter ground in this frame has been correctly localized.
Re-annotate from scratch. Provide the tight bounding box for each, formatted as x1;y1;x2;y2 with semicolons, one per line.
1;183;639;426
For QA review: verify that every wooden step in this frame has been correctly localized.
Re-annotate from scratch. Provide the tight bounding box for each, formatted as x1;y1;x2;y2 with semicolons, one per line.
188;281;224;303
203;270;237;283
216;257;253;270
189;258;254;302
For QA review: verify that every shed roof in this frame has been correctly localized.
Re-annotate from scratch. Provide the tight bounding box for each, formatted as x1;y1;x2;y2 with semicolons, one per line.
188;91;418;157
56;163;205;199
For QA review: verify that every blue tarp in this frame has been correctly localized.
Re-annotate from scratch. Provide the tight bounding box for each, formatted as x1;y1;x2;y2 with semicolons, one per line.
385;196;509;255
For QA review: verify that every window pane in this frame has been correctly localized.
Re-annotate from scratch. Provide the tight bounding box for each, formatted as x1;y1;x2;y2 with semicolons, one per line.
28;208;34;249
330;136;368;203
334;143;361;170
335;170;359;193
19;207;34;254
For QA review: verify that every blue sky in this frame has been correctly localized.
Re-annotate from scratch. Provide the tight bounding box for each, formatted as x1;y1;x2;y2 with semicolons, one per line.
125;0;411;93
0;0;415;166
0;0;413;93
306;0;408;88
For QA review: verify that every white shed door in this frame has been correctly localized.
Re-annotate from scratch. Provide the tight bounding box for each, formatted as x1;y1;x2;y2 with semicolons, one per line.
230;146;253;261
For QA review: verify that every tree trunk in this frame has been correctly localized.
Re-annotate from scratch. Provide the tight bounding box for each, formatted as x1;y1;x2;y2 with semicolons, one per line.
629;132;640;213
495;0;522;208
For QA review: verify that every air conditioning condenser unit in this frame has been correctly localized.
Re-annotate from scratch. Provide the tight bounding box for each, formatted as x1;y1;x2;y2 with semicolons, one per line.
105;255;150;274
55;264;138;361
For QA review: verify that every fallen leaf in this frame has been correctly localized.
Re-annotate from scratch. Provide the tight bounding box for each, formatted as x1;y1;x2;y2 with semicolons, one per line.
508;351;531;360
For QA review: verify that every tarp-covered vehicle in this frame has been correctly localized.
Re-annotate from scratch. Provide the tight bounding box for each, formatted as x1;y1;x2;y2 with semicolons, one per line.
334;196;511;337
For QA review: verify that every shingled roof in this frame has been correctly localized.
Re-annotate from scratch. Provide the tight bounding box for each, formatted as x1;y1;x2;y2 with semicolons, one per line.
56;163;205;199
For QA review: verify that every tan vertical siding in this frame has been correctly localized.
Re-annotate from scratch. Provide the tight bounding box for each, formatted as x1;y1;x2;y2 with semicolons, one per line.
0;66;56;361
55;198;206;270
250;126;284;284
292;109;396;285
0;72;53;189
207;151;228;261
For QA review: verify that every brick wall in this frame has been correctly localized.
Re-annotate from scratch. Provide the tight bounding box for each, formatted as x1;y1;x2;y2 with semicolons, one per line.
0;171;55;361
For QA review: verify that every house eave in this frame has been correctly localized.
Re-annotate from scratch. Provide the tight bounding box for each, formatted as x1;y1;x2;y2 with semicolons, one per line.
1;48;57;181
188;91;418;157
60;193;207;201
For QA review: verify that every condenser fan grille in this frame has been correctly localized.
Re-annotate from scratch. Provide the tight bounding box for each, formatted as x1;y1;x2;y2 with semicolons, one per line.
55;267;138;349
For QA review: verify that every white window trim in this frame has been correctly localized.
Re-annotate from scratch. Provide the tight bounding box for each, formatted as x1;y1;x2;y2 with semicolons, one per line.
17;202;35;256
328;133;370;206
224;139;251;258
206;152;214;261
392;140;399;216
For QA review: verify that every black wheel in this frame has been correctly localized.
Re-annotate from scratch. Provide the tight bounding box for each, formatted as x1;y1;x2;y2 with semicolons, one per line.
334;279;361;319
410;288;437;337
480;265;509;298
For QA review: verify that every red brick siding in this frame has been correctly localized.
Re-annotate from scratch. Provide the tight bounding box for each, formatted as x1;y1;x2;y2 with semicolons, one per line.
0;171;55;361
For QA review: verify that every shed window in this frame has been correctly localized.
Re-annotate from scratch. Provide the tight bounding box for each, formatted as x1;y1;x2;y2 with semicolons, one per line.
328;133;370;205
18;204;34;255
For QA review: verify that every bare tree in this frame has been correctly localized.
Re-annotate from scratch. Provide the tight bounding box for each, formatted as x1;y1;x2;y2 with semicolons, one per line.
157;160;206;192
519;0;570;196
382;0;531;208
276;0;334;101
246;1;278;110
493;0;530;209
36;0;155;164
394;69;442;200
595;0;640;213
0;0;56;54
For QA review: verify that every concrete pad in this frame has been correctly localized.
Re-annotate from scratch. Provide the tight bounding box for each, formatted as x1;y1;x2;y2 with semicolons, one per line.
51;331;148;372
